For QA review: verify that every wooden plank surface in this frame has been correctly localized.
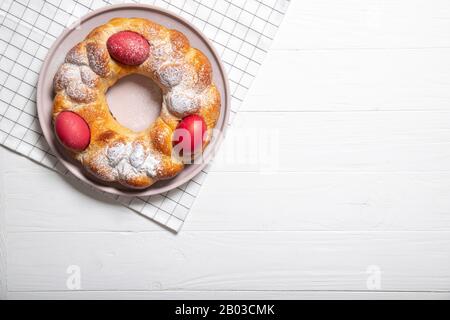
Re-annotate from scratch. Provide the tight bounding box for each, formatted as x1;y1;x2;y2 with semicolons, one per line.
7;231;450;292
0;149;7;299
1;0;450;299
243;49;450;112
274;0;450;49
7;291;450;300
4;151;450;232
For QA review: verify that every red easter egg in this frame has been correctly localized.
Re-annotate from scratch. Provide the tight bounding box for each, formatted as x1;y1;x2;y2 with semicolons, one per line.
107;31;150;66
55;111;90;151
174;115;207;155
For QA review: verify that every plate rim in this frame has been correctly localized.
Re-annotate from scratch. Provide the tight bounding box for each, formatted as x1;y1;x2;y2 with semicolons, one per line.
36;3;230;197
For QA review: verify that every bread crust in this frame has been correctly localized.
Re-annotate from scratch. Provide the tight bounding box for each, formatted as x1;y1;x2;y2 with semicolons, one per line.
52;18;221;189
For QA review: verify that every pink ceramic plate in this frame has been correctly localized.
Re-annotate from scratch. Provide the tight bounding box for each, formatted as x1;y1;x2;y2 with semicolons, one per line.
37;4;230;197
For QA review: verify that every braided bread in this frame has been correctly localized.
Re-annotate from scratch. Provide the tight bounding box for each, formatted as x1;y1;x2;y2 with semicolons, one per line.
52;17;221;189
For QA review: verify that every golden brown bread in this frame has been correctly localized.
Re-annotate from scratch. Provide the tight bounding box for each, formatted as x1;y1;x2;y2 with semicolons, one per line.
52;17;221;189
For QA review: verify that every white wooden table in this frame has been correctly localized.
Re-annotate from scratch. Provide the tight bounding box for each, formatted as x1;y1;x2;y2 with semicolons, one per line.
1;0;450;299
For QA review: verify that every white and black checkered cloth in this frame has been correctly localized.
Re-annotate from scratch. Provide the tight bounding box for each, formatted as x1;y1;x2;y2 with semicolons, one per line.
0;0;289;231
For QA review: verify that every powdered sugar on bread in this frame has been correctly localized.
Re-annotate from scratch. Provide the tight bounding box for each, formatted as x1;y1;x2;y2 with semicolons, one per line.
52;17;220;189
